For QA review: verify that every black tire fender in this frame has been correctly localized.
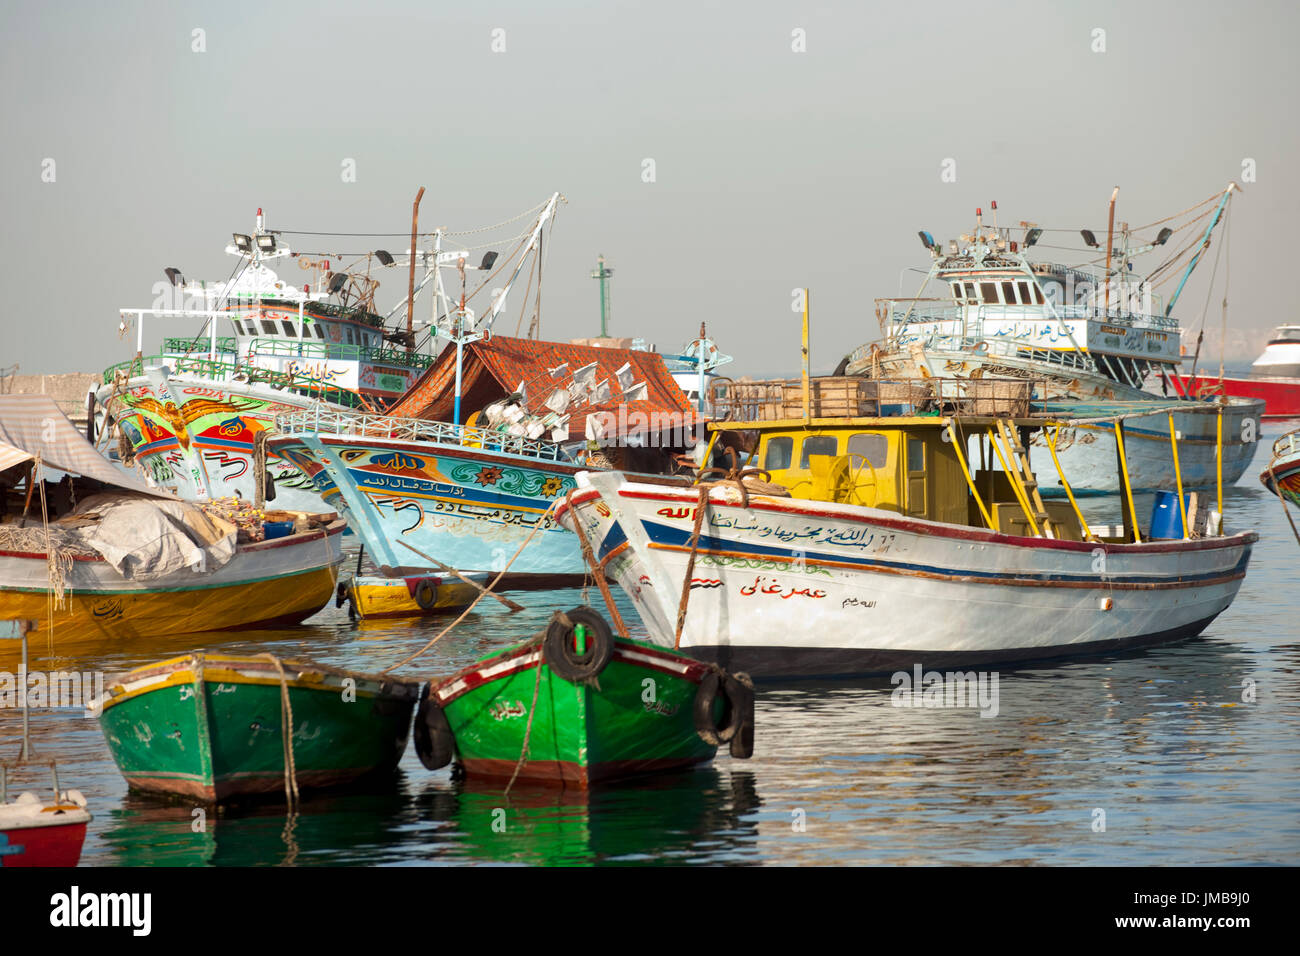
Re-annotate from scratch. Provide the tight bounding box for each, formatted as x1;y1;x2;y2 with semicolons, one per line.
543;607;615;683
727;672;755;759
413;683;455;771
694;670;755;750
413;578;438;610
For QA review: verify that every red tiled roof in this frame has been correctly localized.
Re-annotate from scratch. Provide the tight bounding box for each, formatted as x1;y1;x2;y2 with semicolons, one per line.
388;335;698;442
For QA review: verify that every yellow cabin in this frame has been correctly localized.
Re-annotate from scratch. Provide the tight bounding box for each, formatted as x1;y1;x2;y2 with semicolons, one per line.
704;416;1087;542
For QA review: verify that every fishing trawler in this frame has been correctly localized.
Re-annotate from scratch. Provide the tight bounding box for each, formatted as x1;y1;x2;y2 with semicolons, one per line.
270;199;718;585
845;185;1265;495
1180;324;1300;418
97;197;552;510
556;364;1256;679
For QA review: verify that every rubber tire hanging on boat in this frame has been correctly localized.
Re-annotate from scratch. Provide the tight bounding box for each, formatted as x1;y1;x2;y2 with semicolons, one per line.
413;579;438;611
694;671;755;750
413;683;455;771
543;607;615;683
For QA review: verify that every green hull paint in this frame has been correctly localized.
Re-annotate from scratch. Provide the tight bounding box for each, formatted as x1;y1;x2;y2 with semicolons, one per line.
99;657;418;802
437;637;717;788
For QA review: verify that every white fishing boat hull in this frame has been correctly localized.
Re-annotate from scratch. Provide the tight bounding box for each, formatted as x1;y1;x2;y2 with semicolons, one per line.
557;471;1256;679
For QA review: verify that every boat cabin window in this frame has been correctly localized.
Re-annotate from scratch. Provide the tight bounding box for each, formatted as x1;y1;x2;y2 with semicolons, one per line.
799;435;839;469
1001;281;1017;304
1017;281;1034;305
764;436;793;471
847;433;888;469
907;435;925;473
261;320;277;335
951;282;964;301
281;320;296;336
980;282;999;304
312;324;324;339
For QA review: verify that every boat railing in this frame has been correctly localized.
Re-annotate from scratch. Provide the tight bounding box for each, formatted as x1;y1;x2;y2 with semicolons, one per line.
163;336;237;354
851;332;1095;376
240;338;436;370
276;406;568;461
876;299;1182;336
707;376;1043;422
101;353;369;408
1274;431;1299;458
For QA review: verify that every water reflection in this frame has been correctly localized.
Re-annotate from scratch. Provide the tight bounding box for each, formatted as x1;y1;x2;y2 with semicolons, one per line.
1;423;1297;864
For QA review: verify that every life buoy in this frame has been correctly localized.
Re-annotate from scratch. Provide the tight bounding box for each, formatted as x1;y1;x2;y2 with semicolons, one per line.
413;578;438;610
694;670;755;755
413;683;455;770
543;607;615;683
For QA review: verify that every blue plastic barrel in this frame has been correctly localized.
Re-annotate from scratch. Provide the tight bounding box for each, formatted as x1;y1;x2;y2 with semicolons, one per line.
1149;491;1188;539
263;520;295;540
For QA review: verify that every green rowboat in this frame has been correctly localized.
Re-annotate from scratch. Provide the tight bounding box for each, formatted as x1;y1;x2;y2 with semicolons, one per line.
96;653;420;802
414;608;754;789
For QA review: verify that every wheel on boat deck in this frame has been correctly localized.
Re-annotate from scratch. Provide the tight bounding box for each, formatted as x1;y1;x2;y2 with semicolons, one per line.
543;607;615;683
413;684;455;771
695;670;755;751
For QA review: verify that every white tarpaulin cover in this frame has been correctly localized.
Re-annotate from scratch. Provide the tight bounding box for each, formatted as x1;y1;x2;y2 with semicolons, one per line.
69;492;237;580
0;394;173;498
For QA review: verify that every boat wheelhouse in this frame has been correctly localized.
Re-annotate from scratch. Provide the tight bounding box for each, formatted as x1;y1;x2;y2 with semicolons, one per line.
99;198;555;509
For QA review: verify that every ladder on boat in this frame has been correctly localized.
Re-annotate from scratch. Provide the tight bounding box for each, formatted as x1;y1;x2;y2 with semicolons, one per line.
992;418;1055;539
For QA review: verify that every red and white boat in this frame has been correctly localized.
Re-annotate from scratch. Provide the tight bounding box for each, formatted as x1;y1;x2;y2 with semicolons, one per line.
1179;325;1300;418
0;779;91;868
0;619;91;867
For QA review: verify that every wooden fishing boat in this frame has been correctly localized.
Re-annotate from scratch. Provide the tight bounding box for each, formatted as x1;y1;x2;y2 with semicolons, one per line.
1261;429;1300;507
412;608;753;788
846;185;1265;495
95;653;421;802
0;394;345;641
556;379;1257;679
0;517;346;642
344;571;485;619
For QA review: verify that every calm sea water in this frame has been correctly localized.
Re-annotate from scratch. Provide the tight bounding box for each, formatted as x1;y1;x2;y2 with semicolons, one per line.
3;422;1298;866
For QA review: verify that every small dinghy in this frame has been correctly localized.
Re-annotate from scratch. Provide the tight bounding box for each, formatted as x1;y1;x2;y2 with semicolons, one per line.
412;607;754;789
94;653;420;802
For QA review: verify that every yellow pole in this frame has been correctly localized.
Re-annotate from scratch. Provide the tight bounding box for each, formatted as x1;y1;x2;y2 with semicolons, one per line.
1046;424;1094;541
1216;406;1224;525
988;426;1040;535
1167;414;1189;539
693;430;720;485
1113;421;1141;543
801;288;811;422
947;422;994;529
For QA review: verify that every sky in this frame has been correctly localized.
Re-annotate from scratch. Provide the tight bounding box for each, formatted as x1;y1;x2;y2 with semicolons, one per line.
3;0;1297;377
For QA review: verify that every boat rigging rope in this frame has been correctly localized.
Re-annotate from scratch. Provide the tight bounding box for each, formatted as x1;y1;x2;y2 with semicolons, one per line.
379;500;560;674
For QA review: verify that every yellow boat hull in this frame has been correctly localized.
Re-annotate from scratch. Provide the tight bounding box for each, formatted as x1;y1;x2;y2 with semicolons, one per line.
347;575;481;619
1;565;340;642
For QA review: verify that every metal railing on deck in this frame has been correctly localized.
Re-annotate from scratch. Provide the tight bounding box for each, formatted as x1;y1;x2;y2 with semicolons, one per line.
276;406;568;461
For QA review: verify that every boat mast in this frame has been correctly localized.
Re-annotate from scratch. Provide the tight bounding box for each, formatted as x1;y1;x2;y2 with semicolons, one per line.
406;186;426;354
1165;182;1238;317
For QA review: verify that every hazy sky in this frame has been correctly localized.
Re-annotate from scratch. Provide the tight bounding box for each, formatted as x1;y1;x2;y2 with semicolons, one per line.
3;0;1297;377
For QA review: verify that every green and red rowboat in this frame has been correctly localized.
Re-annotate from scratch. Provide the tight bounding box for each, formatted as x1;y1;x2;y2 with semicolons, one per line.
95;653;420;802
1261;429;1300;507
413;608;754;789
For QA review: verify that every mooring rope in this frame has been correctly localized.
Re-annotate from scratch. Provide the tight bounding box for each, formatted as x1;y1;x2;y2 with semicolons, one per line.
563;490;629;639
503;634;550;797
262;654;300;809
379;500;559;674
1266;452;1300;548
